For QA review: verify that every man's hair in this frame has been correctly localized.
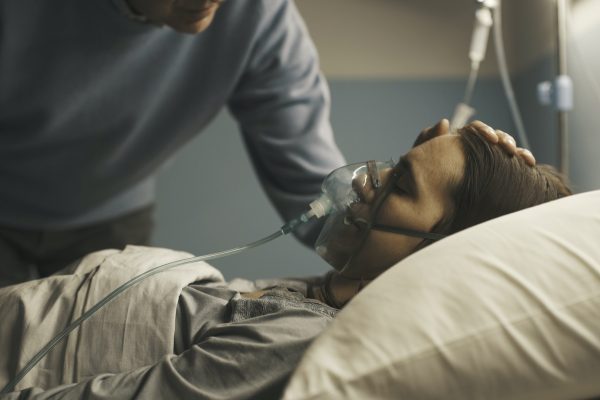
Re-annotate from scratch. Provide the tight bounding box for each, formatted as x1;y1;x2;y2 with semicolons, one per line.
426;128;572;244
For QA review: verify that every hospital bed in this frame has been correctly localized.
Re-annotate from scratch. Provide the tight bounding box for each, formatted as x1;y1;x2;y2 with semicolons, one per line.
283;189;600;399
1;190;598;399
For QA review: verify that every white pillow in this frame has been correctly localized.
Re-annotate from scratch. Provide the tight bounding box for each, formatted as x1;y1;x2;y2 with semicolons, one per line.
284;190;600;400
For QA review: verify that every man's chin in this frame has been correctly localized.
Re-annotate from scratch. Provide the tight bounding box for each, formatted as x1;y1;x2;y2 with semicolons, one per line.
167;16;215;34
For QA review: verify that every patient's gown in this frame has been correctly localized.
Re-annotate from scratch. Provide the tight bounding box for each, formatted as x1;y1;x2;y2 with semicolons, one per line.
0;246;337;399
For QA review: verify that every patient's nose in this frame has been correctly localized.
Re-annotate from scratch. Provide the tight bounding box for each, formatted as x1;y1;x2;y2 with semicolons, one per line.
351;166;393;204
352;173;374;203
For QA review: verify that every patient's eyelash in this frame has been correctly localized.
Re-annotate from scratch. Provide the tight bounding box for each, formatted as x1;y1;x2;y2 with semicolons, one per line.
392;170;410;195
392;158;418;196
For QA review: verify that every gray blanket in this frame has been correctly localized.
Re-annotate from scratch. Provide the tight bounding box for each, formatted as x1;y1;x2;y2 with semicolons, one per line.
0;246;337;399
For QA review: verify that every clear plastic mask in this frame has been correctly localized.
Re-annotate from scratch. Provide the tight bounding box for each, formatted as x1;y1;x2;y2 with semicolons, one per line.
314;160;446;277
314;160;393;272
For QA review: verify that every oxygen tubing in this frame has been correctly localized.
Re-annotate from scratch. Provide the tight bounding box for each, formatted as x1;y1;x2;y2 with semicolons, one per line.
1;213;314;394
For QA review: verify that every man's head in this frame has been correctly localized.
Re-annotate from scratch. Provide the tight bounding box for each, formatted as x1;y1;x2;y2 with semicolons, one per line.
127;0;224;33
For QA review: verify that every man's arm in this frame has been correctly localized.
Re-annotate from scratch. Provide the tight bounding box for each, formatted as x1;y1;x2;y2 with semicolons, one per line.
228;0;346;247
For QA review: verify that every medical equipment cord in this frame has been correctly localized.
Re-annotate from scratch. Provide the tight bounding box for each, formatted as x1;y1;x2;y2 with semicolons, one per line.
492;1;531;149
0;215;312;394
463;63;479;106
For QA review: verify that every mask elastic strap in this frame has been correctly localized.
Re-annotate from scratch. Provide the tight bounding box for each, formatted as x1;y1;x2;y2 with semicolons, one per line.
370;224;446;241
366;160;381;190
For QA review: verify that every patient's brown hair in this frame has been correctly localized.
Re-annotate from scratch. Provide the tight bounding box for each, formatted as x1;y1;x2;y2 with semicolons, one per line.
430;127;572;241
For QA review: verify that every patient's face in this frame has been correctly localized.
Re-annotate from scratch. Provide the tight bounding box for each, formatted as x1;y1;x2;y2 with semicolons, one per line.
336;134;465;279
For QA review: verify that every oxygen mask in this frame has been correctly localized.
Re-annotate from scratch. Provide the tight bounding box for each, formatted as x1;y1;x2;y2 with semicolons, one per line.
311;160;394;273
310;160;446;279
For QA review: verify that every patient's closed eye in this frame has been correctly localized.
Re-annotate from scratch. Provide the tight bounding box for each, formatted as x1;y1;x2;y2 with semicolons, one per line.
395;157;419;197
391;169;411;195
396;183;409;195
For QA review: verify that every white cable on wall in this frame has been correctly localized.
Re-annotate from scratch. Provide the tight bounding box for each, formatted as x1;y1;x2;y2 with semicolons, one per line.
492;0;531;149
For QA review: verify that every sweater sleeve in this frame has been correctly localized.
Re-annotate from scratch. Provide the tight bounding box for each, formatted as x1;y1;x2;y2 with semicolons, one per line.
227;0;346;247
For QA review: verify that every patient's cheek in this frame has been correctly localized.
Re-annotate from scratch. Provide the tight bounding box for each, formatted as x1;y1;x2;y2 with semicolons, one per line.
343;234;420;279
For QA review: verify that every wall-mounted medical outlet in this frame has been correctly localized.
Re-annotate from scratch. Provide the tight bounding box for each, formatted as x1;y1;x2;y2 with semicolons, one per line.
537;75;574;111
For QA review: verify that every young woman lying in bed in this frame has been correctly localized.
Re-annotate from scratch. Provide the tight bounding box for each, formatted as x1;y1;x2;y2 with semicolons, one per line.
0;120;571;399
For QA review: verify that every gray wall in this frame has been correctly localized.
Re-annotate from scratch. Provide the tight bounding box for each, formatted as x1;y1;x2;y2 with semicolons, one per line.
154;79;513;281
511;0;600;192
566;0;600;192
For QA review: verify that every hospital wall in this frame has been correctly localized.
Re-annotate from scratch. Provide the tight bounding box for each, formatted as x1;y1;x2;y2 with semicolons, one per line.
153;0;600;280
513;0;600;192
566;10;600;192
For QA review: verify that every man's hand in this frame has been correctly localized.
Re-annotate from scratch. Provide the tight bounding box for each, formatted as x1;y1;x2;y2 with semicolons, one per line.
412;118;451;148
413;119;536;167
465;120;536;167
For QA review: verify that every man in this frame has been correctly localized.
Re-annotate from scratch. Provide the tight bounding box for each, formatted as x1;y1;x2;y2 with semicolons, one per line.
0;0;346;286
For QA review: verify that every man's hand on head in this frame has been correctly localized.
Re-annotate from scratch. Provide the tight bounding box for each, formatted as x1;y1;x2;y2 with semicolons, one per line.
413;119;536;167
466;120;536;167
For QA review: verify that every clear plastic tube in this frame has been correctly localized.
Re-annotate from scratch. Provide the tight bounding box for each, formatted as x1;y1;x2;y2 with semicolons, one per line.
452;5;487;129
469;7;493;66
451;64;479;129
492;1;531;149
1;216;314;394
463;63;480;106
